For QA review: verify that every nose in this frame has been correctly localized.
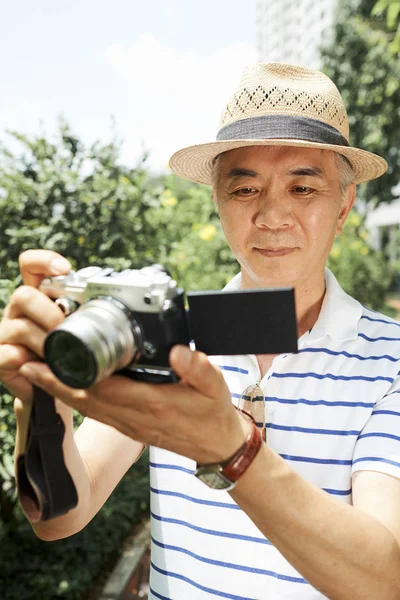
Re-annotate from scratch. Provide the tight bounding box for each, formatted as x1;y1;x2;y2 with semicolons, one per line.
254;190;294;231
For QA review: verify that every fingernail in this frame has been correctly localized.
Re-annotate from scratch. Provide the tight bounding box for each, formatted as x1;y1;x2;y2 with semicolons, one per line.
49;257;71;275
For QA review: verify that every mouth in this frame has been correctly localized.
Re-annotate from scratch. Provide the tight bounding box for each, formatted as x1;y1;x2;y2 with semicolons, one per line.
254;247;296;257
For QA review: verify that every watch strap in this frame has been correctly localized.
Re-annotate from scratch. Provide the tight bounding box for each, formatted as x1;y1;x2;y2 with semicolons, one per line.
220;413;262;483
195;410;262;487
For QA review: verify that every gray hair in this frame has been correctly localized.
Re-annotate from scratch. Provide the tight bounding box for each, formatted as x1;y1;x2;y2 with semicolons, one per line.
211;149;355;197
333;153;355;196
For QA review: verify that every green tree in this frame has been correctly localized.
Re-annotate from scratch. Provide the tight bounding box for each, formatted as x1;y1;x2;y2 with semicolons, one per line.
328;209;394;312
372;0;400;53
321;0;400;207
146;173;238;291
0;124;163;280
0;124;161;523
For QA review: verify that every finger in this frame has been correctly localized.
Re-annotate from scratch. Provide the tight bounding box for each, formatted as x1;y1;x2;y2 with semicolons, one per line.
87;374;177;442
170;345;228;400
90;375;171;424
0;343;38;371
0;319;48;358
0;345;37;401
19;360;159;415
19;361;90;416
90;374;151;405
19;365;155;434
3;285;65;328
19;249;71;287
87;377;186;448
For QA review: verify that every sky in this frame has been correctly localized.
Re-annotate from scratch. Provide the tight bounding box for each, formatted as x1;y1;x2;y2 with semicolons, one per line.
0;0;258;173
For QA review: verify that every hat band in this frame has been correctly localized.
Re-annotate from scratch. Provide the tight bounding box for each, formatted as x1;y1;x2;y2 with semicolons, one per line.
216;115;350;147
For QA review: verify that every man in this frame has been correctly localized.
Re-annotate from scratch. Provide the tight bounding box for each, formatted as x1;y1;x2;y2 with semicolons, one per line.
1;63;400;599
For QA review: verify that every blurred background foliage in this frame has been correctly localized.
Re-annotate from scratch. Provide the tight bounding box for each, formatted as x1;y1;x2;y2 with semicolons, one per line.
1;0;399;596
321;0;400;208
327;210;395;310
0;450;150;600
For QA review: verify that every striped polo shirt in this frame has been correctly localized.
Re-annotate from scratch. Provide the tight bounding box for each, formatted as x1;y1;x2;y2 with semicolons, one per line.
148;269;400;600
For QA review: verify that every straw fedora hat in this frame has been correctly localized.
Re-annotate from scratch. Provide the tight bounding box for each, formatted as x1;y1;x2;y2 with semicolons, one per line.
169;63;388;185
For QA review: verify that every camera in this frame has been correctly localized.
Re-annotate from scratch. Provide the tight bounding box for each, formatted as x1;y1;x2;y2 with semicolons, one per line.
40;264;191;388
24;265;298;523
40;263;299;390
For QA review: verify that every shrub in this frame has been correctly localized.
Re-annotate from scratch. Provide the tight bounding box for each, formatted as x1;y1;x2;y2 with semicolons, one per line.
0;451;150;600
327;210;395;314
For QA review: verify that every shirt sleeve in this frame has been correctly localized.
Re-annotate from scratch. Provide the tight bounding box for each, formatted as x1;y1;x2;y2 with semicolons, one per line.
352;374;400;480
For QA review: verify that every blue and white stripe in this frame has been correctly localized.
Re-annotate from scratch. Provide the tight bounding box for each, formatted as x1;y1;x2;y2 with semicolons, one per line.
148;270;400;599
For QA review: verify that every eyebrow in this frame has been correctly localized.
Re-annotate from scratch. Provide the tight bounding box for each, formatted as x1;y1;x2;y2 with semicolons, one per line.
286;166;325;178
225;166;326;180
226;168;259;179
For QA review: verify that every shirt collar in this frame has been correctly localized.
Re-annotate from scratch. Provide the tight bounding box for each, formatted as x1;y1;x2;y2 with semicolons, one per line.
224;268;362;343
308;268;362;342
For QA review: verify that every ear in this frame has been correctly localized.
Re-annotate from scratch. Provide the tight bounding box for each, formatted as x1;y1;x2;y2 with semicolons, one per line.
336;183;356;235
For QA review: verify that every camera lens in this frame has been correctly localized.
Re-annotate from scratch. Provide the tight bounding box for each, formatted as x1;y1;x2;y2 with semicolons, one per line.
45;331;98;388
44;298;143;388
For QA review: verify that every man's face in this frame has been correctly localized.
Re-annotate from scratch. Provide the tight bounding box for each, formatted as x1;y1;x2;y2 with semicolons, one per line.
213;145;355;291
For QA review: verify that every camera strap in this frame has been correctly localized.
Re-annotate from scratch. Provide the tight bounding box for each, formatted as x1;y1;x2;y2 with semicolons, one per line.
16;385;78;521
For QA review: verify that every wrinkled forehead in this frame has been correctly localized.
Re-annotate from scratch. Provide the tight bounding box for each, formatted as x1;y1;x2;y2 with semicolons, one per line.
212;146;339;186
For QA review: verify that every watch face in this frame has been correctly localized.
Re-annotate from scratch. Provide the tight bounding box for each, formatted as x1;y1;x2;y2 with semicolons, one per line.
195;466;235;490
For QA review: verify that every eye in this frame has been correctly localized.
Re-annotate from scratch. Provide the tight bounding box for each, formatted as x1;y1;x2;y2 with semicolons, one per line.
292;185;314;195
234;187;258;196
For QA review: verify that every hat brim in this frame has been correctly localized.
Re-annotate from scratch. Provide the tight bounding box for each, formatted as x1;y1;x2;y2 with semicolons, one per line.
169;139;388;186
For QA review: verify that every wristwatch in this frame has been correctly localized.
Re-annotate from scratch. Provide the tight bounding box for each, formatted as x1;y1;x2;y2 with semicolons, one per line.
194;411;262;491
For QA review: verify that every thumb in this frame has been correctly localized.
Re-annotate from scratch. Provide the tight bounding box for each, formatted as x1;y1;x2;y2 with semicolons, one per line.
170;345;229;400
19;250;72;287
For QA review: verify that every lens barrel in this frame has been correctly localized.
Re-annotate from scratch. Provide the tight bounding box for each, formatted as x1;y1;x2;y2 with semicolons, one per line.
44;298;142;388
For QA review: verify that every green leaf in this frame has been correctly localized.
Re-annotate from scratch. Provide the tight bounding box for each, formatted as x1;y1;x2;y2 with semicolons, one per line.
322;0;400;207
389;32;400;51
386;76;399;95
387;1;400;28
371;0;389;16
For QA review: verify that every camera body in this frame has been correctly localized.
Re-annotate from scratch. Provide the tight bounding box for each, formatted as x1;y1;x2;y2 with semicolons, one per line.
40;265;190;388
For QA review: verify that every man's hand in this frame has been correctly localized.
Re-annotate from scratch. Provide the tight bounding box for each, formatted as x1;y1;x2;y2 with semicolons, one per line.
0;249;247;465
0;249;72;402
18;345;249;465
0;249;73;457
0;250;147;532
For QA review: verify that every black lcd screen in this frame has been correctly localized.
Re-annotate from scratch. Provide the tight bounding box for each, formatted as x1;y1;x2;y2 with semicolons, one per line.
187;287;298;356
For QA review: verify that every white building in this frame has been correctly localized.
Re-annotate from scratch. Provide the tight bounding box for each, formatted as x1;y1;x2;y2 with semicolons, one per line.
366;197;400;262
256;0;338;69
